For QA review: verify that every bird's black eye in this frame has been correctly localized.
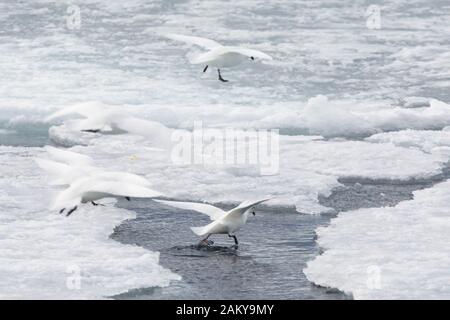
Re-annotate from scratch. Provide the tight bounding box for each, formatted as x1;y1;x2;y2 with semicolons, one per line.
251;56;254;60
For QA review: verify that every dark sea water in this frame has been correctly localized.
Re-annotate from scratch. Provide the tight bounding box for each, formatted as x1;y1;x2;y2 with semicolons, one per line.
111;173;446;300
111;200;346;300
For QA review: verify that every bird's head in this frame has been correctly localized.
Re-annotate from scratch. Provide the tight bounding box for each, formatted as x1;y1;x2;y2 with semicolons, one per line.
250;207;256;216
250;56;255;61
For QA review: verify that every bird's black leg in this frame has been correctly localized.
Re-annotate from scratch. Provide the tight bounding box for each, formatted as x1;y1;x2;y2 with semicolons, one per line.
66;206;78;217
203;65;208;73
228;234;239;245
198;234;214;246
91;201;105;206
82;129;100;133
218;69;228;82
59;208;65;214
125;197;130;201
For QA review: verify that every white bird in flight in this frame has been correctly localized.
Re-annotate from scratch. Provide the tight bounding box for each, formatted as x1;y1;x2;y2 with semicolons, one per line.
36;146;152;187
37;146;163;216
46;103;172;148
52;176;163;217
164;34;273;82
155;198;271;247
43;145;93;166
36;158;152;188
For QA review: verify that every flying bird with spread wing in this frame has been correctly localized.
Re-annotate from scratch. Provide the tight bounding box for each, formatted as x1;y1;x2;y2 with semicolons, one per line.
164;34;273;82
52;176;163;216
37;146;164;216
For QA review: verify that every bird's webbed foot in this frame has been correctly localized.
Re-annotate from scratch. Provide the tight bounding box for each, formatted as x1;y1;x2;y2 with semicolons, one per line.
198;239;214;247
197;236;214;247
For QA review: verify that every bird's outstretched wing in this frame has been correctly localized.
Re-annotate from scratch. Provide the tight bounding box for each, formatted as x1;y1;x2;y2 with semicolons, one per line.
164;34;222;50
36;158;89;185
236;198;273;210
46;102;125;124
37;156;152;188
44;146;93;166
36;158;71;177
224;198;272;219
69;116;111;132
51;177;161;211
89;181;163;199
45;103;99;122
225;46;273;60
92;171;151;187
190;46;272;65
154;199;226;220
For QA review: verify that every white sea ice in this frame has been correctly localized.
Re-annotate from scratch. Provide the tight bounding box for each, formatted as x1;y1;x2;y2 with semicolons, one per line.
46;130;447;214
304;179;450;299
366;129;450;160
399;96;430;108
296;96;450;138
43;96;450;145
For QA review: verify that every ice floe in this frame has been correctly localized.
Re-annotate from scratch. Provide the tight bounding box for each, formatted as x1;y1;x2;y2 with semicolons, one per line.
44;130;447;214
304;179;450;299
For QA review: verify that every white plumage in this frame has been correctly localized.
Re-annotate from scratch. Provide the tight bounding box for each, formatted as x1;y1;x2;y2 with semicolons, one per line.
46;103;172;148
37;146;163;216
52;176;163;216
155;198;272;246
164;34;272;82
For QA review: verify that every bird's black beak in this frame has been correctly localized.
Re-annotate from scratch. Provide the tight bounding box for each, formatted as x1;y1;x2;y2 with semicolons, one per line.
250;56;255;61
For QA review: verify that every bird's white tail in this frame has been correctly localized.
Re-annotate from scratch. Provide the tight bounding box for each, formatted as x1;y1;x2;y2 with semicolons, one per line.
190;226;208;236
